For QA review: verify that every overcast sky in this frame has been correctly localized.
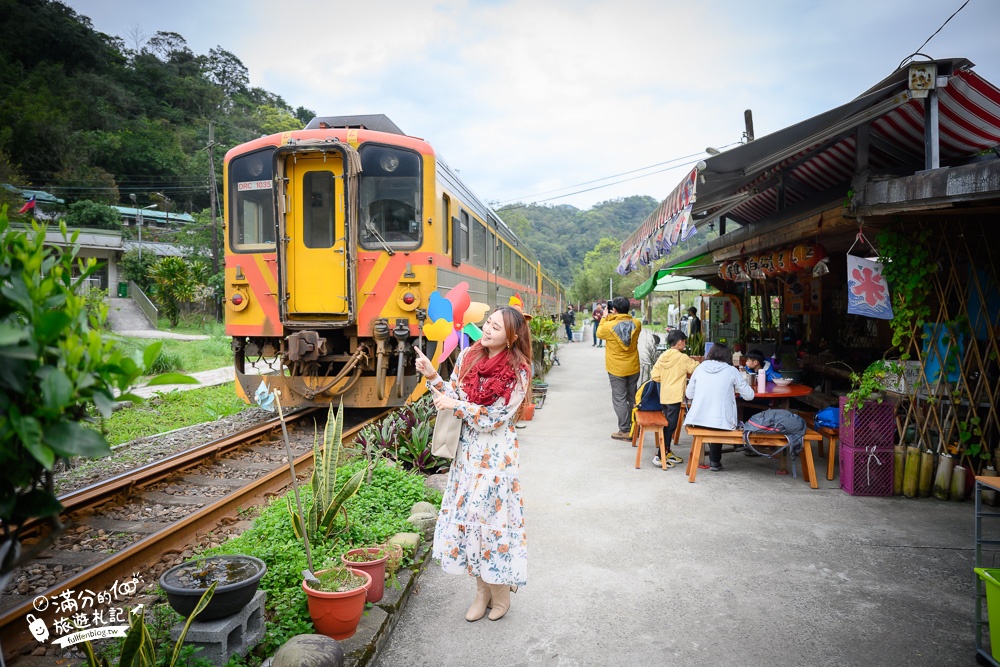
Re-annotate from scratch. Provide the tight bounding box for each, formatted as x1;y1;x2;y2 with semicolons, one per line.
68;0;1000;211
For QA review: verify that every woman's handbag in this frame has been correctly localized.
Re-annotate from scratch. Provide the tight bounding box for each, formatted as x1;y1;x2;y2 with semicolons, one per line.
431;409;461;459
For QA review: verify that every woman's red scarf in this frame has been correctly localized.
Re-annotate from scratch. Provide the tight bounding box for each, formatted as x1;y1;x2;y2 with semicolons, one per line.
461;346;520;406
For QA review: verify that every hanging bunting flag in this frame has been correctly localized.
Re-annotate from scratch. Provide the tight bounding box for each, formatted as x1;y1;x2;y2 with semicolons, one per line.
846;255;893;320
618;167;698;276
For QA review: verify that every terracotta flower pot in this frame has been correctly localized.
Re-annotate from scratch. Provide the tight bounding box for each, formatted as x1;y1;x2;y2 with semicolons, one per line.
521;403;535;421
340;548;388;603
302;568;371;640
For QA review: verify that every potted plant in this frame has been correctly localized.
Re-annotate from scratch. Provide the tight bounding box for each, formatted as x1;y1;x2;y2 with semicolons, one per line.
840;359;901;449
159;555;266;620
529;315;559;381
685;332;705;360
341;546;390;602
302;566;372;640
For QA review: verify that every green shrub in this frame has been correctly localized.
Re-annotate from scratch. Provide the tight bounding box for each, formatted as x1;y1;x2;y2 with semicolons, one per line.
206;459;439;656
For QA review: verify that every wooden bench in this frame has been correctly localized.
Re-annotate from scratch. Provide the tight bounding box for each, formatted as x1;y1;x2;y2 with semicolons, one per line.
796;411;839;481
631;407;685;470
684;426;823;488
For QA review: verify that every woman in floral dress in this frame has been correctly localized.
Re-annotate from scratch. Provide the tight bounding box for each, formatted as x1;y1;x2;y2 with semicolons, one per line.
414;306;531;622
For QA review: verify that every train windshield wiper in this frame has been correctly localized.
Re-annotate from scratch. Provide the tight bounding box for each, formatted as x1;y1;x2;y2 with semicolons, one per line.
365;221;395;255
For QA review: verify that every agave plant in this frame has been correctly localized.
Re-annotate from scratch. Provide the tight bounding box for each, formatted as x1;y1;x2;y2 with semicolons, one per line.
397;420;450;474
287;402;367;541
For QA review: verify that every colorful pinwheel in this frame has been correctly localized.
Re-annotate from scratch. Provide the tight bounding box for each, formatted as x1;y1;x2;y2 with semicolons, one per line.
423;282;489;365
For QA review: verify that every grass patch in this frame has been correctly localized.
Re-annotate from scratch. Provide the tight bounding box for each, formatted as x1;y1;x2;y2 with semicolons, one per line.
156;313;226;336
100;384;247;446
115;335;233;374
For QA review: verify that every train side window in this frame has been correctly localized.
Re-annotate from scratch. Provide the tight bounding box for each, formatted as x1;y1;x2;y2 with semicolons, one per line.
487;230;495;273
472;219;486;267
460;210;470;262
442;194;450;253
302;172;334;248
358;145;422;250
230;148;275;252
451;216;461;266
503;244;512;278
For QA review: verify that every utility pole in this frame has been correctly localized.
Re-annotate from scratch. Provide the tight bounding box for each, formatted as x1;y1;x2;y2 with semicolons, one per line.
207;122;220;274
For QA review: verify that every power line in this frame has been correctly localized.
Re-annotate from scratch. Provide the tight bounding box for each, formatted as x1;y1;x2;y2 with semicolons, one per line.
898;0;971;69
496;143;740;207
500;159;701;210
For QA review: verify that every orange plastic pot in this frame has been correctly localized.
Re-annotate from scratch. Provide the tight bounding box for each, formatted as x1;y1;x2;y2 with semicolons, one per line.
522;403;535;421
302;568;372;640
340;548;388;602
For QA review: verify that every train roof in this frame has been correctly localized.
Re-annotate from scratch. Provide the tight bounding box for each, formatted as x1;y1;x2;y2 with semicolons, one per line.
304;114;405;135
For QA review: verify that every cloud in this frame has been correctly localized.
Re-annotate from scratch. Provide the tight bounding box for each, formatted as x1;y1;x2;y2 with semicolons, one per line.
62;0;1000;210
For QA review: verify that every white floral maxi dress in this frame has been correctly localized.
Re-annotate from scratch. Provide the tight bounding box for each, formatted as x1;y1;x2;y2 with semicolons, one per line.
429;349;528;587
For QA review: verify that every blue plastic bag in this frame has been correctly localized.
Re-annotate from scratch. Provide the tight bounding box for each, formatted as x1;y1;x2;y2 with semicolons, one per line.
815;406;840;429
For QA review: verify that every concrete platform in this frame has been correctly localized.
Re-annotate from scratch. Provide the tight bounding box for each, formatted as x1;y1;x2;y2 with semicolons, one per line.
374;337;976;666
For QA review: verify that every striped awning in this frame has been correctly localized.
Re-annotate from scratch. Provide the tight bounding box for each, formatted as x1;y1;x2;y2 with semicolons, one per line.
620;58;1000;276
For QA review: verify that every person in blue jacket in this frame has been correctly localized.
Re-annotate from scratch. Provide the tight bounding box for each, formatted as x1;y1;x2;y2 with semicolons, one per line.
743;349;782;382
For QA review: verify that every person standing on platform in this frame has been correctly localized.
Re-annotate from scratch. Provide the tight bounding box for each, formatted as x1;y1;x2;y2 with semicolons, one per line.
591;303;604;346
561;306;576;342
597;296;642;441
650;329;699;468
414;306;531;622
687;306;701;337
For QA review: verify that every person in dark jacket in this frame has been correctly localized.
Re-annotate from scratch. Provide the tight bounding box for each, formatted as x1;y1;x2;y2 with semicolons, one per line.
561;307;576;341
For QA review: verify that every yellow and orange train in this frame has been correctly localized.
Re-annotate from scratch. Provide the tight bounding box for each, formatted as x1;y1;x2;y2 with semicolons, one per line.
223;114;565;408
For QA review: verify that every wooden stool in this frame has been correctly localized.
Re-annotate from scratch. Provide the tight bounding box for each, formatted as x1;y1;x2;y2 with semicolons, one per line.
632;410;671;470
797;411;839;481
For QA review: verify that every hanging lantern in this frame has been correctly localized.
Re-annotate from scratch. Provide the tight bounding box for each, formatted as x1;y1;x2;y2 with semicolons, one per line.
773;248;792;273
726;261;742;282
759;253;778;276
718;261;729;280
734;259;752;282
791;242;827;270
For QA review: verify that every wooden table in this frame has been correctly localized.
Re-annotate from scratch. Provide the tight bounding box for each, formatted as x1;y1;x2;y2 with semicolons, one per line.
744;381;813;409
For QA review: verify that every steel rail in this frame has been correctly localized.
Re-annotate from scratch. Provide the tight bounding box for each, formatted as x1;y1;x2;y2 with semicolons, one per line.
0;410;389;662
55;408;322;523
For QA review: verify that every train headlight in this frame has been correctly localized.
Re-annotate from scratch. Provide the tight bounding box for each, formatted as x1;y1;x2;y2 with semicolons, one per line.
231;294;243;306
379;154;400;172
402;292;415;305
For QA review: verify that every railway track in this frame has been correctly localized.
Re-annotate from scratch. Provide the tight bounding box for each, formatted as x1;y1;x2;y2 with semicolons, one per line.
0;407;391;663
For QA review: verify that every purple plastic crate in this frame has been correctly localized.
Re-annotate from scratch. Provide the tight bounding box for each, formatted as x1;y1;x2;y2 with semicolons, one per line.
840;444;894;496
839;396;896;449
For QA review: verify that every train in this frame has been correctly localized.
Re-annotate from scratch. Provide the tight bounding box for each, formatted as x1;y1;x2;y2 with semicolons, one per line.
223;114;566;408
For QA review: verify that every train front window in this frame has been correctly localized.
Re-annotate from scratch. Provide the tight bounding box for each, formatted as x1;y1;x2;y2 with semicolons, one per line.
358;145;422;250
230;149;275;252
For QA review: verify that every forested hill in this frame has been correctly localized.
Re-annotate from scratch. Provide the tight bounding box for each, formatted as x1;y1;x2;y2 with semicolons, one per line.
0;0;680;295
0;0;312;212
498;196;659;285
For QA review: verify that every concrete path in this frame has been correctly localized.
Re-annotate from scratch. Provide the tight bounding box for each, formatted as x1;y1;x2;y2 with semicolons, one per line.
129;362;276;399
115;329;210;341
375;335;976;666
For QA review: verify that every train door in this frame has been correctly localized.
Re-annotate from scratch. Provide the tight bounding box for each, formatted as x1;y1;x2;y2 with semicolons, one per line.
285;156;350;317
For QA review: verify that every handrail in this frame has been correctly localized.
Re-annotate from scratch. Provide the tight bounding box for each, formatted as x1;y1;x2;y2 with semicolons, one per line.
128;280;158;329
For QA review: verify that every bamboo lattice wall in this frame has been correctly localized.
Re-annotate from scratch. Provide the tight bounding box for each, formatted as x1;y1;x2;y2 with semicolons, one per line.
890;219;1000;473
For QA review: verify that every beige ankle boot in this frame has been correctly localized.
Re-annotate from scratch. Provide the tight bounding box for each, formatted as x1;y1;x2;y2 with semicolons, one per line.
487;583;514;620
465;576;492;622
